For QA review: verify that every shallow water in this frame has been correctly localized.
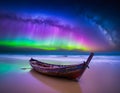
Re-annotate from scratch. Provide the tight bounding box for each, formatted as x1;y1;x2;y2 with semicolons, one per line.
0;55;120;93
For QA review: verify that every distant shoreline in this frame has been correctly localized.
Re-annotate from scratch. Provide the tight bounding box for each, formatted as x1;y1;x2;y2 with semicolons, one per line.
0;51;120;56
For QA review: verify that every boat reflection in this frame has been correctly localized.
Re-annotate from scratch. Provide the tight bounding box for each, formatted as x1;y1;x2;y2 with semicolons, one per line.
30;69;82;93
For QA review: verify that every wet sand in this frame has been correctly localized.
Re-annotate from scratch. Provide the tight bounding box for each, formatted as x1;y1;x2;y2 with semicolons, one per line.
0;56;120;93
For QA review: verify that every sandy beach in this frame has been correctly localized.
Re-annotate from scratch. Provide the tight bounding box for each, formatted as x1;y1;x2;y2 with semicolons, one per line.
0;55;120;93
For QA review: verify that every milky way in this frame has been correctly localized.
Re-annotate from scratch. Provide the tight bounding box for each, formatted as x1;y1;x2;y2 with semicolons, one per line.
0;0;120;53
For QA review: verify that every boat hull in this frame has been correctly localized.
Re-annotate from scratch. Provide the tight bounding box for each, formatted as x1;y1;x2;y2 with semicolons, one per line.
30;62;86;80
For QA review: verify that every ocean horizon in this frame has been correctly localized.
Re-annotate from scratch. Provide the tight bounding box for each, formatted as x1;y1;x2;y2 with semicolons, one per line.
0;51;120;56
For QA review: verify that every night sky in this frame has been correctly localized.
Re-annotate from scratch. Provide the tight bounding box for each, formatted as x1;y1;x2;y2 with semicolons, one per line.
0;0;120;53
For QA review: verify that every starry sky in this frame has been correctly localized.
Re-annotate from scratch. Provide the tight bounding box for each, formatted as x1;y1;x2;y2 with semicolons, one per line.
0;0;120;53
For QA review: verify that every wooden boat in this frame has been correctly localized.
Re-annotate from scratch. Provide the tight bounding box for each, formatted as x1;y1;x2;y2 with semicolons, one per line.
29;52;94;80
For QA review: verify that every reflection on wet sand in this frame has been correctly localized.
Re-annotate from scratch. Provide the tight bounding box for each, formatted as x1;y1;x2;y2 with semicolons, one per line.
30;69;82;93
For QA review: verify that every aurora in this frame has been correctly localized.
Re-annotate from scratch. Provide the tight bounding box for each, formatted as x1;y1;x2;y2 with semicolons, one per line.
0;12;115;52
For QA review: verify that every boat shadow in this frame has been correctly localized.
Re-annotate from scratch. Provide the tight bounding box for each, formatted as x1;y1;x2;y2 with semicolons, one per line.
30;69;83;93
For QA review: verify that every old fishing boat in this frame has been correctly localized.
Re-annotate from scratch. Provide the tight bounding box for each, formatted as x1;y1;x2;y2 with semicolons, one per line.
29;52;94;80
